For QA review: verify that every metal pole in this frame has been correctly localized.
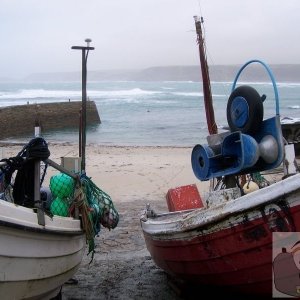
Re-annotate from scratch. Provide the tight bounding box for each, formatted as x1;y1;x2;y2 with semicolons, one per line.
34;125;45;226
71;39;94;172
79;108;82;158
81;48;87;171
46;159;79;180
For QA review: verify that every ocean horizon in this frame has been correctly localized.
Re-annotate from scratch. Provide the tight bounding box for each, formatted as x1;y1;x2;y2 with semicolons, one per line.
0;80;299;147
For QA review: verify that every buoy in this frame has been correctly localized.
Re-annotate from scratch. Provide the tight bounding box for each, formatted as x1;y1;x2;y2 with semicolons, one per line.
50;197;69;217
50;173;75;198
243;181;259;194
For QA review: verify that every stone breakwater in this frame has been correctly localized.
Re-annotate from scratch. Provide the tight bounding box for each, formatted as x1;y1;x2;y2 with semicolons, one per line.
0;101;100;139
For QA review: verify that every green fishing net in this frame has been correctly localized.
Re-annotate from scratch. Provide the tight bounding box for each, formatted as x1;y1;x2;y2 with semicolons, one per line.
48;171;119;263
252;172;270;188
49;172;75;216
50;172;75;199
77;174;119;261
81;174;119;230
50;197;69;217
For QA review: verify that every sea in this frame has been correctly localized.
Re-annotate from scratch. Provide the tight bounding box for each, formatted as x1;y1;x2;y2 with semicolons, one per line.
0;80;299;147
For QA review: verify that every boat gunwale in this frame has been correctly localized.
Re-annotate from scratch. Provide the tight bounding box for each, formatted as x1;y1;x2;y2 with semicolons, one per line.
141;173;300;235
0;219;84;236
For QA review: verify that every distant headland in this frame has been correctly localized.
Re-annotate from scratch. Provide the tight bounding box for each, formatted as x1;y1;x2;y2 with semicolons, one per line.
2;64;300;83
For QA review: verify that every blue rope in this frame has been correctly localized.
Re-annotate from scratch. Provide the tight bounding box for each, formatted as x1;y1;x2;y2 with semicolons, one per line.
231;59;280;116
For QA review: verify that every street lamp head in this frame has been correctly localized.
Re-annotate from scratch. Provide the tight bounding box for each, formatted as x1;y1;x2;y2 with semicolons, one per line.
85;38;92;47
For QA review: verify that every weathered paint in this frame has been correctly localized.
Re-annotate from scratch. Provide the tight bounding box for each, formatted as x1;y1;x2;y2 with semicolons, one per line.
140;173;300;295
141;173;300;236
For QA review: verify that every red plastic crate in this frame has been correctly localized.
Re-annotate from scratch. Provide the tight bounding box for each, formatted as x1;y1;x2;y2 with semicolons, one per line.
166;184;204;212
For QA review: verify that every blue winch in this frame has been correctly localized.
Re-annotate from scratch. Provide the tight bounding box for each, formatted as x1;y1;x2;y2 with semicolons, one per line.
192;60;284;181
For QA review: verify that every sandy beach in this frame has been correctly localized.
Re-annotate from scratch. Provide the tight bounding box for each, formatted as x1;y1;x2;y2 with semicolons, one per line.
2;142;210;300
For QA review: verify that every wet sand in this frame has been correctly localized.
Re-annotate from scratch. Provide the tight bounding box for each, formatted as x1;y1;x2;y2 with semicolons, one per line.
62;200;182;300
56;144;200;300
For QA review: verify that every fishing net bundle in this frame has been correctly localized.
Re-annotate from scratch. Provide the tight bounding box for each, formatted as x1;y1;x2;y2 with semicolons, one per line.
71;173;119;260
49;171;119;261
0;136;119;262
80;173;119;229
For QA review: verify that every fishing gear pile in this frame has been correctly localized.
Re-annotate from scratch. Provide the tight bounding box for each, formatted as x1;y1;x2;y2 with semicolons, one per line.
49;171;119;260
0;138;119;262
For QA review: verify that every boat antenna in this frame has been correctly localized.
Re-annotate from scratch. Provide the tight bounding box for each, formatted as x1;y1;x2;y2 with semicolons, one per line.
193;16;218;135
71;39;95;172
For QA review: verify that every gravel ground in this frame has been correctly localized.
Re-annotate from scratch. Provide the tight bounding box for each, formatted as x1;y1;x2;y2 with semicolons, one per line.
61;200;184;300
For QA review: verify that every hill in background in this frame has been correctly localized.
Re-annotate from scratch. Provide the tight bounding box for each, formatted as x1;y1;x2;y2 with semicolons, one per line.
10;64;300;82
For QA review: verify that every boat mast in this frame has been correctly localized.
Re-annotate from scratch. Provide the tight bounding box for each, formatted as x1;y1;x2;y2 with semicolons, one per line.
194;16;218;135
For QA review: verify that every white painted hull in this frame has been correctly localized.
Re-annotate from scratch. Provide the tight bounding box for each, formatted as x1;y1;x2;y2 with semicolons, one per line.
0;199;85;300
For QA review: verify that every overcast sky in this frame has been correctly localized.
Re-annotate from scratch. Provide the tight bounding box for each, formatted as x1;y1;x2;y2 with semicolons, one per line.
0;0;299;78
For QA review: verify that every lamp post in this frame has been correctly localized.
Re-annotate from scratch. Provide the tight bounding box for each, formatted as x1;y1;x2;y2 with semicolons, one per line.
71;39;94;172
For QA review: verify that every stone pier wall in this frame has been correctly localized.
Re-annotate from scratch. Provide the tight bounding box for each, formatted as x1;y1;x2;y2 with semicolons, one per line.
0;100;100;139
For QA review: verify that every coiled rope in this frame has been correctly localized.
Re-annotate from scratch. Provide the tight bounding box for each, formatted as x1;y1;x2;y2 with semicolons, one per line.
71;185;96;261
0;137;50;206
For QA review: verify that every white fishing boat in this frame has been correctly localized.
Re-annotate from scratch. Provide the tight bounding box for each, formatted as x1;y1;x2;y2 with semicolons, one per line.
0;39;119;300
0;134;119;300
0;134;85;299
0;200;85;300
0;137;119;300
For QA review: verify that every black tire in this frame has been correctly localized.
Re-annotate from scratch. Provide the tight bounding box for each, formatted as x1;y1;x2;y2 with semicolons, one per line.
226;85;264;134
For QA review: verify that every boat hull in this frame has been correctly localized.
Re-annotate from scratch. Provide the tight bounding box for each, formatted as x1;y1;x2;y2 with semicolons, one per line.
281;117;300;156
141;173;300;296
0;200;85;300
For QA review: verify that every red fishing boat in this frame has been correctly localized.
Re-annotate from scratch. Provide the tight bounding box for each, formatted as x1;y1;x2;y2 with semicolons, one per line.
140;16;300;297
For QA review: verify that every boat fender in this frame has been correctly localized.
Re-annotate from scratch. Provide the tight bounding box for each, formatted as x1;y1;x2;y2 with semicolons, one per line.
50;197;69;217
50;172;75;198
242;181;259;194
